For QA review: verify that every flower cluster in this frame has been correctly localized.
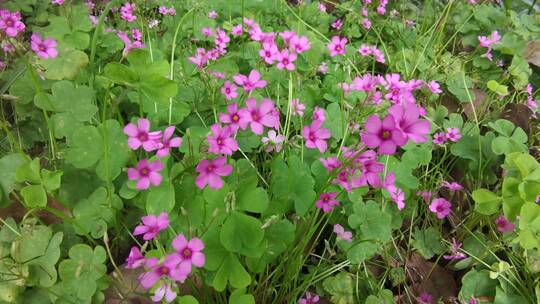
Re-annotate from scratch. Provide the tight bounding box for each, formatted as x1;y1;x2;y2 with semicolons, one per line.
478;31;501;61
117;28;145;55
433;127;462;145
127;213;205;303
358;44;385;63
120;3;137;22
158;6;176;16
0;9;25;37
123;119;182;190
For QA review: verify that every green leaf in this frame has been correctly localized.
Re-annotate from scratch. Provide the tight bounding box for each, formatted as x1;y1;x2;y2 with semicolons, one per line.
146;183;175;214
348;201;392;243
447;72;474;103
65;125;102;168
72;187;122;238
220;211;264;253
104;62;139;85
212;253;251;291
42;49;89;80
270;156;315;215
472;189;502;215
0;154;28;201
95;119;130;181
324;103;343;139
178;295;199;304
58;244;107;300
20;185;47;208
41;169;62;192
237;186;269;213
15;157;41;184
323;272;354;304
486;80;508;96
28;232;63;287
11;225;52;263
49;81;97;122
365;289;395;304
412;227;445;259
459;269;497;302
508;56;532;89
229;289;255;304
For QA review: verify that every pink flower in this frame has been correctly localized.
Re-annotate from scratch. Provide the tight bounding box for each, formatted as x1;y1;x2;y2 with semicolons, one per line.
303;120;331;153
259;42;279;64
221;81;238;100
333;224;352;242
120;3;137;22
207;124;238;155
30;33;58;59
327;36;347;57
219;102;246;131
429;198;452;219
495;215;515;233
195;157;233;190
359;44;371;56
426;80;442;94
291;99;305;116
171;234;205;270
233;70;267;92
156;126;182;157
417;292;432;304
133;212;169;240
313;107;326;122
320;156;341;172
276;49;297;71
478;31;501;48
318;2;327;12
331;19;343;30
139;255;189;289
123;118;162;151
388;104;430;144
151;283;177;303
299;291;320;304
417;190;432;203
261;130;285;152
432;132;447;145
231;24;243;36
361;18;372;29
361;114;407;155
290;35;311;53
316;192;340;213
208;10;217;19
446;128;462;142
215;28;230;49
318;62;328;73
0;9;25;37
443;238;467;260
128;159;164;190
279;31;297;46
131;28;142;41
189;48;208;68
52;0;65;4
126;247;145;269
387;185;405;210
441;181;463;191
239;98;279;134
201;27;213;37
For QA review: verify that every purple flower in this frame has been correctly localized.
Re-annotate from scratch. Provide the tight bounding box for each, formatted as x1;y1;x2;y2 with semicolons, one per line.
289;35;311;53
126;246;145;269
207;124;238;155
361;114;407;155
156;126;182;157
429;198;452;219
120;3;137;22
139;254;189;289
133;212;169;241
495;215;515;233
443;238;467;260
387;185;405;210
231;24;243;36
303;120;331;153
276;49;297;71
239;98;279;135
312;107;326;122
318;2;327;12
195;157;233;190
441;181;463;191
318;62;328;74
291;98;305;116
30;33;58;59
362;18;372;29
316;192;340;213
262;130;285;152
259;42;279;64
299;291;320;304
171;234;205;271
0;9;25;37
333;224;352;242
208;10;218;19
331;19;343;30
214;28;230;49
52;0;65;5
417;292;433;304
327;36;347;57
201;27;213;37
417;190;432;203
221;81;238;100
151;283;177;303
426;80;442;94
320;156;341;172
123;118;162;151
219;102;246;131
128;159;164;190
432;132;448;145
388;104;430;144
446;127;462;142
233;70;267;92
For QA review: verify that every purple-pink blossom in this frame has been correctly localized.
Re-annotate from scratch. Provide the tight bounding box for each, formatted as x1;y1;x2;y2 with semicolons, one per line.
259;42;279;64
156;126;182;157
327;36;347;57
276;49;297;71
133;212;169;241
52;0;65;5
289;35;311;53
495;215;515;233
333;224;353;242
361;114;407;155
417;293;433;304
262;130;285;152
231;24;243;36
299;291;320;304
207;124;238;155
388;104;430;144
221;81;238;100
331;19;343;30
30;33;58;59
120;3;137;22
208;10;218;19
429;198;452;219
291;99;305;116
171;234;205;271
426;80;442;94
316;192;340;213
433;132;448;145
151;283;177;303
233;70;267;92
195;157;233;190
0;9;25;37
219;102;246;131
139;254;189;289
443;238;467;260
441;181;463;191
123;118;162;151
239;98;279;134
302;120;331;153
126;246;145;269
128;159;164;190
446;128;462;142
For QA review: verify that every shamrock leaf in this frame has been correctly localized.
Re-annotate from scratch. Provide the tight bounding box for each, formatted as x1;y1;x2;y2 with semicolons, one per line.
41;48;89;80
348;201;392;243
58;244;107;300
412;227;445;259
220;211;264;254
212;253;251;292
322;272;354;304
72;187;122;238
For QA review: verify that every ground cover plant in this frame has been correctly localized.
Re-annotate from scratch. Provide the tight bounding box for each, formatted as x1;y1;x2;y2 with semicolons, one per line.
0;0;540;303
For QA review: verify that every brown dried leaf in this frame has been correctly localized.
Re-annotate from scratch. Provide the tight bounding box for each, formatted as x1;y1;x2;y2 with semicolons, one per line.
500;103;533;134
462;89;487;121
524;40;540;67
405;254;457;304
